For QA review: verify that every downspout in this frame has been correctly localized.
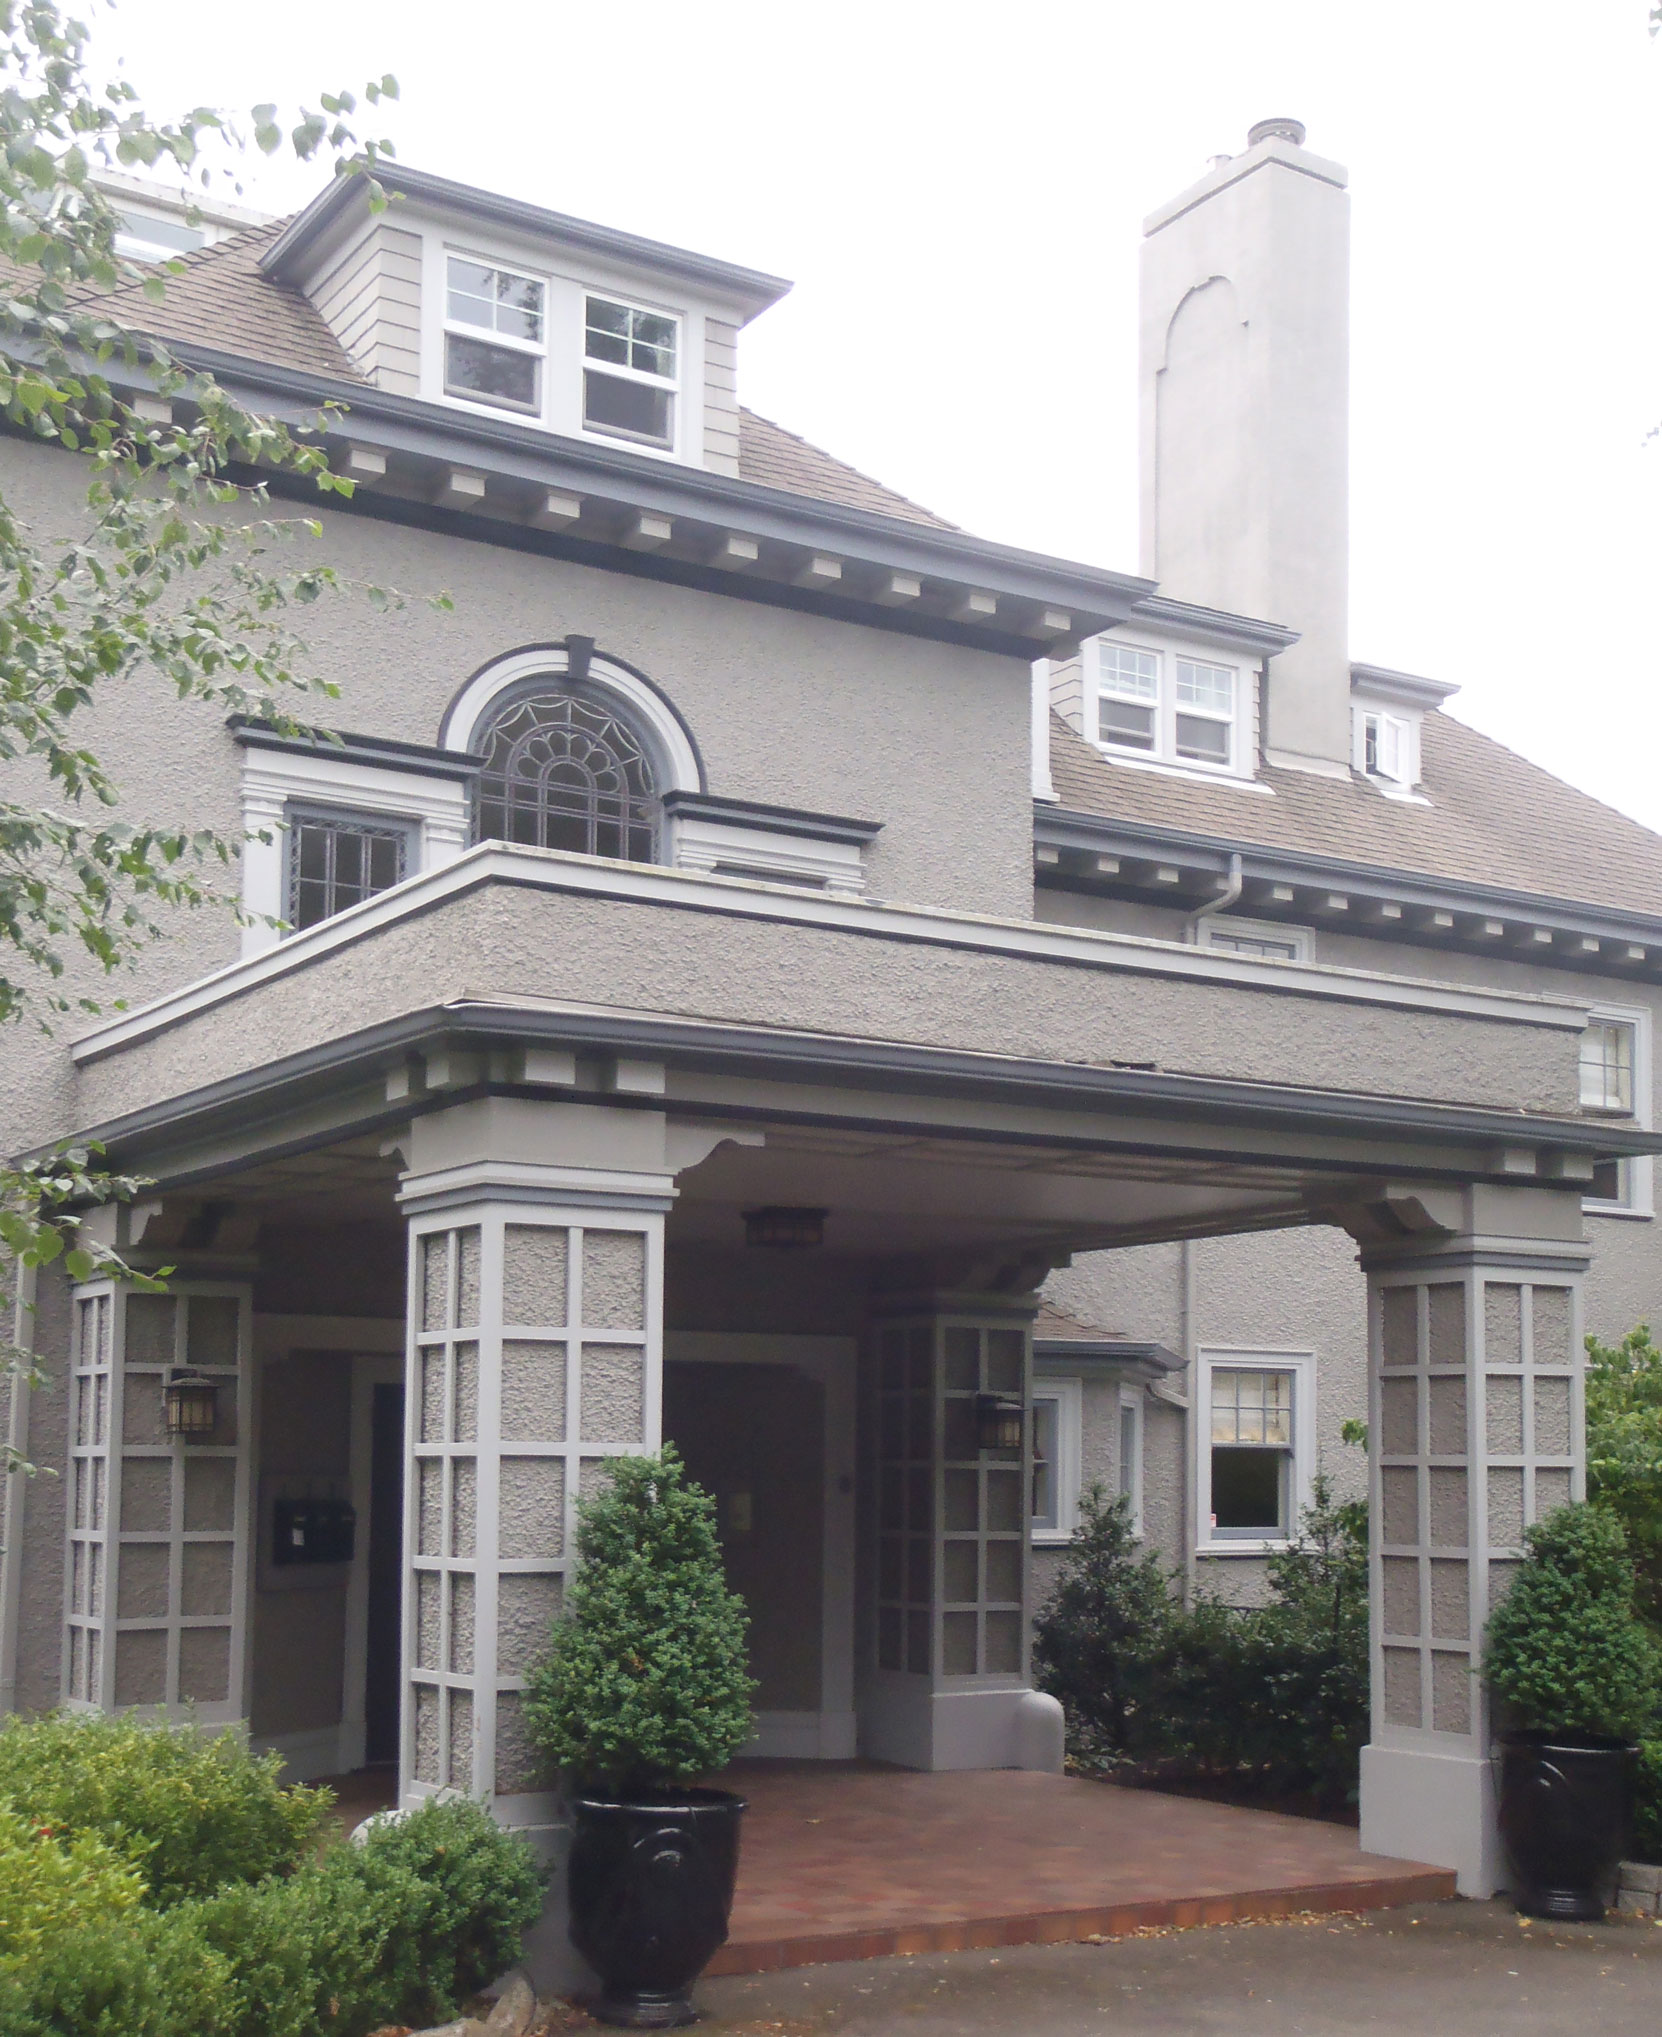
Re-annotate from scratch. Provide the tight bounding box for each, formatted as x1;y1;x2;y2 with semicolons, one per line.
1186;851;1243;942
0;1259;36;1716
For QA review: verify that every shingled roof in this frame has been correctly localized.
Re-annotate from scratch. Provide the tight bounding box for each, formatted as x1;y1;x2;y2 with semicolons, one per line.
99;223;957;528
1049;708;1662;922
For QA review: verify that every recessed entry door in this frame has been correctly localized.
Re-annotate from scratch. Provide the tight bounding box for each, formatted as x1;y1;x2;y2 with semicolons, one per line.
663;1361;825;1715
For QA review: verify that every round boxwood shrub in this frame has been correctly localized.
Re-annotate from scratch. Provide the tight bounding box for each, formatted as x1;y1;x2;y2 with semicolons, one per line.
524;1446;755;1789
1483;1502;1661;1742
0;1712;330;1904
0;1805;144;1974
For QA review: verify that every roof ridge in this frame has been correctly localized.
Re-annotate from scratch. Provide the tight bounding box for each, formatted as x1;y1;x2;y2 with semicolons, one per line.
738;406;958;530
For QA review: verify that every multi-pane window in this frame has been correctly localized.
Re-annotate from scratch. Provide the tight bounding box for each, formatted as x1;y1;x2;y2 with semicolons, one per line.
445;255;545;414
1198;917;1312;964
1582;1014;1642;1209
476;689;659;862
583;295;678;448
1174;658;1234;765
287;813;408;932
1208;1366;1294;1539
1581;1020;1635;1114
1094;639;1239;772
1097;644;1159;751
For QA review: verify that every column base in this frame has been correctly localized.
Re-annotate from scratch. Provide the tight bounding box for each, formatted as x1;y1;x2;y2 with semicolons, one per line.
1360;1741;1503;1897
860;1684;1055;1771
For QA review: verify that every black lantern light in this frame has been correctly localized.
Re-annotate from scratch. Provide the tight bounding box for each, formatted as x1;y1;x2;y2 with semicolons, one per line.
976;1393;1024;1453
163;1371;219;1440
742;1206;828;1250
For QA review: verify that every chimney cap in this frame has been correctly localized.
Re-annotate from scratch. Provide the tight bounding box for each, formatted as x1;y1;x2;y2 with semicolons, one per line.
1247;116;1306;148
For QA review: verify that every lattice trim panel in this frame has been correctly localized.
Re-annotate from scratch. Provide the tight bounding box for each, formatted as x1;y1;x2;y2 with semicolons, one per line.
403;1206;662;1806
63;1283;250;1721
1371;1269;1582;1747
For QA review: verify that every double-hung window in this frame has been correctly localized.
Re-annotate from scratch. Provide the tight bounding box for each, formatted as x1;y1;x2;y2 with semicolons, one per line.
1581;1008;1652;1215
1094;639;1239;772
583;295;678;449
1198;1351;1312;1550
445;255;546;414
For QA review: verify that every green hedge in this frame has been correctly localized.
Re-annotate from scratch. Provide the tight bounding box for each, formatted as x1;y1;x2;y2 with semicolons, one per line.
0;1725;545;2037
0;1713;330;1904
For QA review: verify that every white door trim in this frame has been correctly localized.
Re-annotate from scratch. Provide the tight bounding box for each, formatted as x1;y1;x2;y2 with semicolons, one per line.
665;1331;856;1759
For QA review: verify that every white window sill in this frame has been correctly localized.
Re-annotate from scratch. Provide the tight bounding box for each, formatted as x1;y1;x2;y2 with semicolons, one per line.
1092;746;1273;795
1584;1202;1655;1221
1198;1539;1292;1557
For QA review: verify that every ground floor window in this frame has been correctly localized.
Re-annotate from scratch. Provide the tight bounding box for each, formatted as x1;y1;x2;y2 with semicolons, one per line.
1030;1377;1082;1544
1197;1350;1313;1552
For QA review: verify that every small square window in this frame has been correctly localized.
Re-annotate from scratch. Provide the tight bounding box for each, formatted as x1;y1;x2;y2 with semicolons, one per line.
287;813;410;932
583;370;673;447
445;334;540;413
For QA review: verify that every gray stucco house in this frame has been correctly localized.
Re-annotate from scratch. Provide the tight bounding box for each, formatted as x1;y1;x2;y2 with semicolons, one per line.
5;118;1661;1907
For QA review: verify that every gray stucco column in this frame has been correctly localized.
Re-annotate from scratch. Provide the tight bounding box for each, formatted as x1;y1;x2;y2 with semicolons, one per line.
1352;1183;1589;1896
396;1093;682;1845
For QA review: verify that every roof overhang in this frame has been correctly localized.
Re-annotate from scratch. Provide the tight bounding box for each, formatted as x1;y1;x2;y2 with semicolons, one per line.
116;344;1154;660
259;163;793;324
1118;595;1300;658
1351;661;1459;711
1035;802;1662;981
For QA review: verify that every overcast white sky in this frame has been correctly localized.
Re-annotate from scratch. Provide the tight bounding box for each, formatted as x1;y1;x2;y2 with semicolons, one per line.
93;0;1662;833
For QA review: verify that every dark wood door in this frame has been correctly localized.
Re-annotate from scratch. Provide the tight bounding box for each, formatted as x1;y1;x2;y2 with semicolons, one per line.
663;1362;824;1713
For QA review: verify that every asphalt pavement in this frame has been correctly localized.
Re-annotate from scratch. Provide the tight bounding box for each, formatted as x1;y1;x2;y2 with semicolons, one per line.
674;1899;1662;2036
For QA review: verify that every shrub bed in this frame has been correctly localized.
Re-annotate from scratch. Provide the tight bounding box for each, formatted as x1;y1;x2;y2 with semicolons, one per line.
0;1721;544;2037
1034;1475;1369;1814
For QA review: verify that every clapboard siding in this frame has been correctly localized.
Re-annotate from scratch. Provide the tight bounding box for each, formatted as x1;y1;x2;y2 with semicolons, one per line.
1049;651;1085;734
702;314;741;475
302;221;423;395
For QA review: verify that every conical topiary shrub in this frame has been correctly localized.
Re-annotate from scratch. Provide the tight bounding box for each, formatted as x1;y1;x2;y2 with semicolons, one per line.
1484;1501;1662;1920
523;1445;755;1791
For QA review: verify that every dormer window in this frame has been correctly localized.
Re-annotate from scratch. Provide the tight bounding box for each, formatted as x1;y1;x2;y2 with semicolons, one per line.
1359;708;1414;789
583;295;678;448
445;255;545;414
1093;638;1240;774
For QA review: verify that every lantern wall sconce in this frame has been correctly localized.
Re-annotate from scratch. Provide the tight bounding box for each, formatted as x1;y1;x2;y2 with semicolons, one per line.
742;1206;828;1250
164;1371;219;1440
976;1393;1024;1453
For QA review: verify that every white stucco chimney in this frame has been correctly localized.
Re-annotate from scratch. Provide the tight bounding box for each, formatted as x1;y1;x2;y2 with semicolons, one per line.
1139;119;1352;776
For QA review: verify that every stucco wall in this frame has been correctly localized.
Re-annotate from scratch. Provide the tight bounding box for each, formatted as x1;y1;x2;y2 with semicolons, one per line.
1039;884;1662;1599
71;874;1582;1139
9;1265;72;1713
0;430;1034;1156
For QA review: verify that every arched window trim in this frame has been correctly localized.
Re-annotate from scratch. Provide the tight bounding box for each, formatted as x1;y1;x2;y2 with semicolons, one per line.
439;639;704;796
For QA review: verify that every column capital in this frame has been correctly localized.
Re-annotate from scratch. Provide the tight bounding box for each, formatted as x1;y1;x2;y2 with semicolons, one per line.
1338;1180;1589;1277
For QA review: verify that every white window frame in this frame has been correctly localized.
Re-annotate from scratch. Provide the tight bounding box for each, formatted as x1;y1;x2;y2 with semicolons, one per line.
580;291;681;452
1352;704;1422;795
441;250;548;418
1090;635;1247;780
1029;1376;1082;1545
1195;1348;1314;1556
1582;1001;1654;1220
1194;916;1314;964
1118;1384;1144;1539
237;746;472;960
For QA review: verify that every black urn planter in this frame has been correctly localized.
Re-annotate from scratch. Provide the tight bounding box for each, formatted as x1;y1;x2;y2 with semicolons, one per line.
568;1787;747;2028
1497;1734;1635;1921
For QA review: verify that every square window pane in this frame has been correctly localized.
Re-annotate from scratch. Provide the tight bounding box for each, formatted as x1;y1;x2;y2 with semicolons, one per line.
1175;712;1230;764
1100;644;1159;698
1101;698;1155;749
583;370;673;447
1212;1446;1287;1533
446;333;540;413
585;296;630;337
1579;1021;1634;1113
1176;659;1234;713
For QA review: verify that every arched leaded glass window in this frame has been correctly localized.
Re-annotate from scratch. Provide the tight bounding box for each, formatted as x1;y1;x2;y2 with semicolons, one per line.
476;688;659;861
